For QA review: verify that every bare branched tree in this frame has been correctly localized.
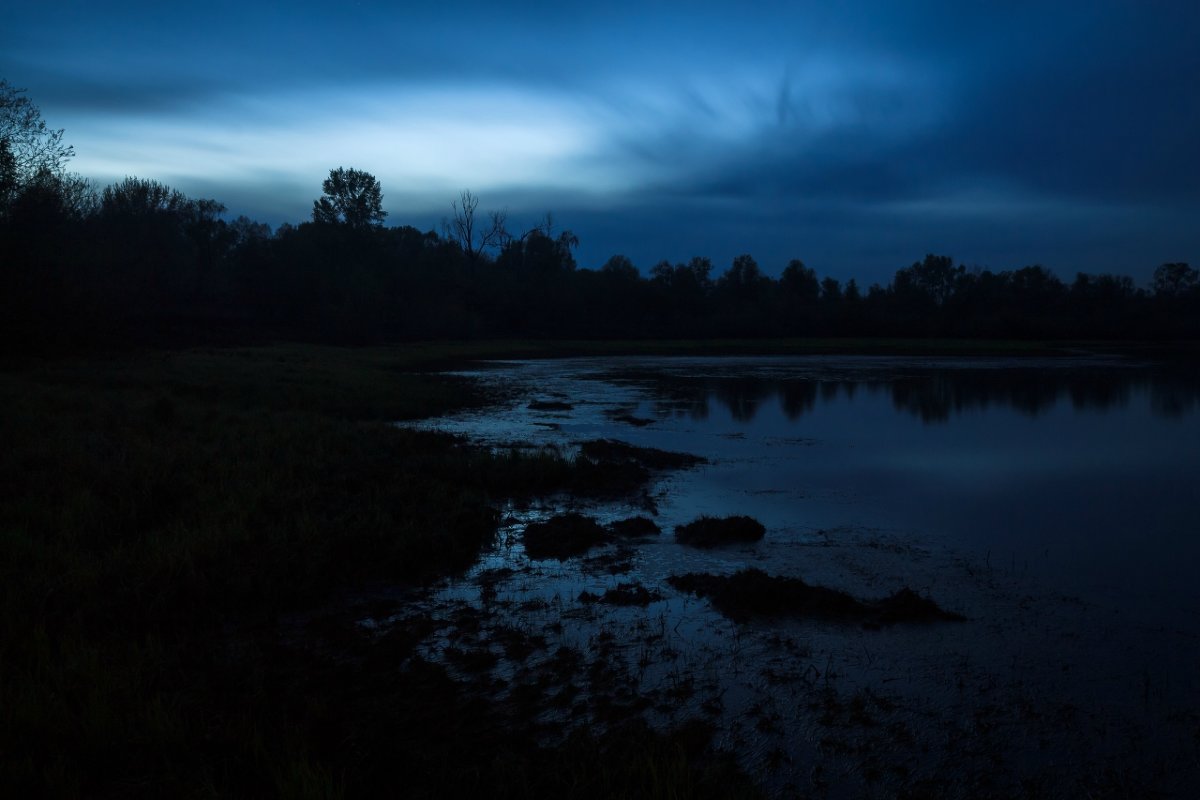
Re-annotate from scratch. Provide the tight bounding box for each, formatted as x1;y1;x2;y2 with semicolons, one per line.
487;209;511;249
447;189;508;260
1;79;76;215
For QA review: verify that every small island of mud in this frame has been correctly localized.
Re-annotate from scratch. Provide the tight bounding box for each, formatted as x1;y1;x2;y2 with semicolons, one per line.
669;568;965;625
674;515;766;547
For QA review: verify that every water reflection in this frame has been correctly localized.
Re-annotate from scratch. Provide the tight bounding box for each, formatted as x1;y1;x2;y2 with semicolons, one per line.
420;353;1200;621
410;354;1200;796
607;363;1200;424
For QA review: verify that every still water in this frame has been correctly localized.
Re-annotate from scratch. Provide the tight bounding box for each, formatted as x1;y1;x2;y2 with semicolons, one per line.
429;354;1200;626
400;355;1200;796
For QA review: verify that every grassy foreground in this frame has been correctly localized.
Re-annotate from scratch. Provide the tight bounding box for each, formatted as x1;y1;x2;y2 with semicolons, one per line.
0;343;762;798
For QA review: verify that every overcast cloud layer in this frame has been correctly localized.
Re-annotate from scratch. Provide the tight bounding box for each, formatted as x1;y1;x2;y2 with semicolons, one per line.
4;1;1198;284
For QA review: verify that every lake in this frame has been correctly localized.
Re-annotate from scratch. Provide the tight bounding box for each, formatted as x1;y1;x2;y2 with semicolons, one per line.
392;355;1200;796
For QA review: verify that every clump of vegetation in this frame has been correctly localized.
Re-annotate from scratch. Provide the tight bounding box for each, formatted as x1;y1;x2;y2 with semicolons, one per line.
492;439;703;499
871;587;968;626
528;399;573;411
522;512;611;560
579;582;664;607
674;515;766;547
668;568;965;625
579;438;706;470
609;516;662;538
499;717;761;800
605;408;656;427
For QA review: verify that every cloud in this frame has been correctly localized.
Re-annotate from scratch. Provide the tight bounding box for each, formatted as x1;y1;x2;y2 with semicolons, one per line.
3;0;1197;282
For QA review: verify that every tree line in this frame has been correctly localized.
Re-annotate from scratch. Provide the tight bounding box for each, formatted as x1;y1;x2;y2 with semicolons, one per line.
3;79;1197;351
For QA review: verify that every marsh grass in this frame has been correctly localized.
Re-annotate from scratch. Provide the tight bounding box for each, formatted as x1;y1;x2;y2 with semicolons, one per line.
674;515;767;548
0;343;758;797
523;513;611;560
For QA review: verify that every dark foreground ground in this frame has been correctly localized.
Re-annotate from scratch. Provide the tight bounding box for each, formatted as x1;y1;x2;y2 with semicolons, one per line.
1;338;1191;797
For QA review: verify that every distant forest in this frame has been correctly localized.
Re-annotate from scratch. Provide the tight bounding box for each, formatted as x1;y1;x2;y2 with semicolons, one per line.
3;80;1198;351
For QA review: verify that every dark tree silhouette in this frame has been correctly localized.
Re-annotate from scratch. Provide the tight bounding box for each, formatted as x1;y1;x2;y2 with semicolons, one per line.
92;177;230;314
1153;262;1198;298
7;168;94;223
446;189;508;261
496;214;578;273
601;254;638;280
183;198;229;297
780;259;819;302
1;79;77;218
100;176;190;217
312;167;386;229
895;254;963;307
2;79;1196;351
719;254;763;296
0;137;14;211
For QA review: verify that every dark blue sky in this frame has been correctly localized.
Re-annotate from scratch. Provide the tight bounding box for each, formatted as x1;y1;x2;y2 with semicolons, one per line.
4;1;1198;284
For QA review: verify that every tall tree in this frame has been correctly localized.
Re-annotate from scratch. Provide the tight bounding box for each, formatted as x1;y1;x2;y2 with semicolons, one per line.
718;254;763;297
601;254;638;280
1153;262;1198;298
780;258;819;302
446;189;508;261
1;79;76;216
896;253;963;306
100;176;189;218
312;167;386;229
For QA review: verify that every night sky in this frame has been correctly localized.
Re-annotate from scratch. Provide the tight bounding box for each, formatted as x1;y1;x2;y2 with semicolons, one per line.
4;1;1198;285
